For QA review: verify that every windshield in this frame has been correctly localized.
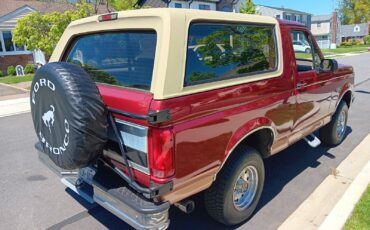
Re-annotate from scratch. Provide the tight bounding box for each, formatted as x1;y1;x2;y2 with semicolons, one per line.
64;31;157;91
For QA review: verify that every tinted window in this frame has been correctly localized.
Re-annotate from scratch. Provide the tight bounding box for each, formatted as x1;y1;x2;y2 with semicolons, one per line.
185;23;277;86
65;31;156;91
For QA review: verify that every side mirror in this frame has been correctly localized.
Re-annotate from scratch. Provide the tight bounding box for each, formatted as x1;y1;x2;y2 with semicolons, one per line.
320;59;338;72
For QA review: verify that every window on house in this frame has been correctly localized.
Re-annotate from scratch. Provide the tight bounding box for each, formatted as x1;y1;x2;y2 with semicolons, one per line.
222;6;231;12
293;15;297;21
199;4;211;10
298;15;303;22
0;31;26;52
3;31;15;52
174;3;182;8
317;23;321;28
276;15;281;19
285;15;291;20
184;22;277;86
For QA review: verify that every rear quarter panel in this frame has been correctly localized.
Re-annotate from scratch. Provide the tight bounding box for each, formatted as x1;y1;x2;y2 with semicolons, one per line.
150;72;295;181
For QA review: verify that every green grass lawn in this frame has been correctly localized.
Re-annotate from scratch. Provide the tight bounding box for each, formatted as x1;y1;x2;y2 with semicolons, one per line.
344;185;370;230
0;75;34;84
294;45;369;59
322;45;369;55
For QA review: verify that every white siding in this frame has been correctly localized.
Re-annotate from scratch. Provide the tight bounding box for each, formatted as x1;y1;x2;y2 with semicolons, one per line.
0;6;35;55
311;21;331;35
0;6;35;30
169;1;216;11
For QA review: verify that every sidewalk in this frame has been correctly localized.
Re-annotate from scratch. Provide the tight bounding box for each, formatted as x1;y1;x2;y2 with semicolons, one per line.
0;83;30;117
0;96;30;118
279;134;370;230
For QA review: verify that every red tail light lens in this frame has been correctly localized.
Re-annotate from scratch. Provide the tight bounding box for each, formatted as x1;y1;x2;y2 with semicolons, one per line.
148;128;175;183
98;13;118;22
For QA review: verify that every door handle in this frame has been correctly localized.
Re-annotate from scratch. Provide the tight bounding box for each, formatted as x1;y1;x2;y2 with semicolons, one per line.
296;81;307;89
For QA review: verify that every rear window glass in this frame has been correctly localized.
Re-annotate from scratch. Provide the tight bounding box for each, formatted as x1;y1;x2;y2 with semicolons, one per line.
185;23;277;86
64;31;157;91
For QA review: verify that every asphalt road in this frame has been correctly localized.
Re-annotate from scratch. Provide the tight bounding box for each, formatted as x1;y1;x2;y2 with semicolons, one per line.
0;53;369;230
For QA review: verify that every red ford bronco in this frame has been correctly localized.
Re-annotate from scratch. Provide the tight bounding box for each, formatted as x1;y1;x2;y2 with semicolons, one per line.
32;9;354;229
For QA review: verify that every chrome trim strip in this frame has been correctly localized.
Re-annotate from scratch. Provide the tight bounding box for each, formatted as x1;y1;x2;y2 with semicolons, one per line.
93;185;170;230
61;177;94;204
128;160;150;175
59;177;170;230
103;150;150;175
115;119;148;153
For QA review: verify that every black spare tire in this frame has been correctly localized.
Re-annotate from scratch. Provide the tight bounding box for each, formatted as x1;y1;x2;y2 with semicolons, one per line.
31;62;108;170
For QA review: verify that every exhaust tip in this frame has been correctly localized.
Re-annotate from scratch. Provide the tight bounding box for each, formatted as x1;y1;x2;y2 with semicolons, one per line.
174;200;195;214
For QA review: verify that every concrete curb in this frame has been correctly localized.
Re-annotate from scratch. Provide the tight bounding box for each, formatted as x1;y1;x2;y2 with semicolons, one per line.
319;160;370;230
0;97;30;118
326;51;370;59
278;133;370;230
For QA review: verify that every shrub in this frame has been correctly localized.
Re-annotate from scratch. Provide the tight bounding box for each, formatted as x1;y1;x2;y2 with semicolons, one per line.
24;64;35;74
350;40;362;45
0;71;3;77
341;41;351;47
7;66;16;76
364;36;370;45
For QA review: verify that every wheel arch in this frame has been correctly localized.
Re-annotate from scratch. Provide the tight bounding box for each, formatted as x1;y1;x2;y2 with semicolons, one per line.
340;90;353;108
214;119;275;180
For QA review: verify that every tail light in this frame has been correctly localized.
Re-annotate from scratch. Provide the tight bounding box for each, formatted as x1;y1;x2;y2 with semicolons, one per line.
98;13;118;22
148;128;175;183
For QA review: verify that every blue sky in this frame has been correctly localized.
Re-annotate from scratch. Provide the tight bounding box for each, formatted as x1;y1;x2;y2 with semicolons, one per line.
253;0;338;15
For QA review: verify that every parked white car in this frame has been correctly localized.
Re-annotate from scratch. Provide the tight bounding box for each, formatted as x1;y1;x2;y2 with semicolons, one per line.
293;40;311;53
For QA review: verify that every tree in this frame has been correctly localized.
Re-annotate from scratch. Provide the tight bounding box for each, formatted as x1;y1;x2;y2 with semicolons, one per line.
239;0;256;14
338;0;370;24
13;3;93;57
107;0;140;11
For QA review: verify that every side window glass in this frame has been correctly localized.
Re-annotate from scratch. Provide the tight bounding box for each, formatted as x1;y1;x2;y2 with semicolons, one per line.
184;23;277;86
291;30;322;72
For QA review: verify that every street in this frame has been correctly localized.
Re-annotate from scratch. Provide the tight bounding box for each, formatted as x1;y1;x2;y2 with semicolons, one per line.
0;53;369;230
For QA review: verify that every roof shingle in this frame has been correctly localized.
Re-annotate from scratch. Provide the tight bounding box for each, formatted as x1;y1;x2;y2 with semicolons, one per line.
0;0;109;18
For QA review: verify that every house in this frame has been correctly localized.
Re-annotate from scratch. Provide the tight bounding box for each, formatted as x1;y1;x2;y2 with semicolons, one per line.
255;5;312;28
136;0;238;12
311;12;339;49
339;23;369;43
0;0;107;75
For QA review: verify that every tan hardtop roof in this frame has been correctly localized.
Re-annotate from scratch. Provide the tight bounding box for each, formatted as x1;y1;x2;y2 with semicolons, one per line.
52;8;283;100
68;8;278;28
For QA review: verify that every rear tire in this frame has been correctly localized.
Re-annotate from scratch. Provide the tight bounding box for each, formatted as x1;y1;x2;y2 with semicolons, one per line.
320;101;348;146
305;48;311;53
205;146;265;226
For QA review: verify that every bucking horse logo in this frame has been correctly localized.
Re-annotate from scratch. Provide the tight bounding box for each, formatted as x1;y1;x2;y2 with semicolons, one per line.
42;105;55;133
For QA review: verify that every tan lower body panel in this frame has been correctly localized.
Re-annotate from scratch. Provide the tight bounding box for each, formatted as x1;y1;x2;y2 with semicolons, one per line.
159;167;218;204
271;114;332;155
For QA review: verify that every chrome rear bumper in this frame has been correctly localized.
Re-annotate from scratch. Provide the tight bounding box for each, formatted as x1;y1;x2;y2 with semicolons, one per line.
36;143;170;230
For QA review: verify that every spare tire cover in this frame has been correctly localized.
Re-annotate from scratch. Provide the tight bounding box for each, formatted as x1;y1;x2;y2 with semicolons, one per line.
31;62;108;170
